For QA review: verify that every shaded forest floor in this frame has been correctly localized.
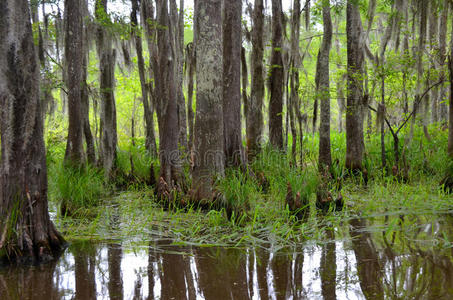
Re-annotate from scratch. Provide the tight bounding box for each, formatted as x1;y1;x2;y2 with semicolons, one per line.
47;125;453;249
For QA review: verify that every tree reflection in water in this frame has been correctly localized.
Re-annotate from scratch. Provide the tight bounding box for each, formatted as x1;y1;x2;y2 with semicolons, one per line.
1;215;453;299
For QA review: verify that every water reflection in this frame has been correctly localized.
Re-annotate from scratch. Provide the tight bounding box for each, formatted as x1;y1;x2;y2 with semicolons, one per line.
1;216;453;299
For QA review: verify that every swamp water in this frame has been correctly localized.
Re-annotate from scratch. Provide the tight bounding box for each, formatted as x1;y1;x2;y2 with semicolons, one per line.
1;216;453;299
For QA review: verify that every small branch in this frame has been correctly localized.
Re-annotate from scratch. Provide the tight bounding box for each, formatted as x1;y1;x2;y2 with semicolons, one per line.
368;78;444;137
395;78;444;135
368;104;397;139
44;49;64;71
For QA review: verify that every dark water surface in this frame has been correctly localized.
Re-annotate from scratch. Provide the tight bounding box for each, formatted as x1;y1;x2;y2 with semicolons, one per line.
1;217;453;299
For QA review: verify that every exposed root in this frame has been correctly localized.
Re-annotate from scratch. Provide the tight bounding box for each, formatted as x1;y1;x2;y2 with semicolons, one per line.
285;182;309;219
316;169;344;212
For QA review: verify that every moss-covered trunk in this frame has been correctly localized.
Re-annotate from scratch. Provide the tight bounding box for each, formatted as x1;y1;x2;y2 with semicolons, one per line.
223;0;244;167
317;1;333;171
247;0;265;160
269;0;284;149
132;0;157;157
64;0;85;165
345;0;365;171
0;0;65;263
191;0;225;201
95;0;118;180
155;0;183;199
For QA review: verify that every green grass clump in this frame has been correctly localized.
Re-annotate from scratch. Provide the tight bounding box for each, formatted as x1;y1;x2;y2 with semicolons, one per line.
115;138;158;187
49;163;106;215
217;169;261;218
252;146;319;209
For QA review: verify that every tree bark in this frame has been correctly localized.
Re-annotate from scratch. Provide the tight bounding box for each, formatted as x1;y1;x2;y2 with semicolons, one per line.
289;0;301;164
155;0;183;199
185;42;196;152
317;1;333;171
247;0;265;159
64;0;85;165
223;0;244;168
269;0;284;149
428;1;439;123
411;0;429;141
241;46;249;141
81;0;96;165
95;0;118;180
335;15;345;133
191;0;224;202
0;0;65;263
132;0;158;157
170;0;188;152
448;10;453;158
82;49;96;165
345;0;365;171
438;0;449;123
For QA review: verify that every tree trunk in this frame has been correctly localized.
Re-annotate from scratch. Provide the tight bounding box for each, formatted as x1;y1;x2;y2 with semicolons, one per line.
448;13;453;157
345;0;365;171
185;42;196;152
317;1;333;171
269;0;284;149
428;1;439;123
64;0;85;165
155;0;183;199
241;46;249;140
95;0;118;180
247;0;265;160
335;15;345;133
0;0;65;263
289;0;301;164
411;0;429;141
438;0;449;124
191;0;224;202
223;0;244;168
82;53;96;165
170;0;188;153
141;0;159;157
132;0;157;157
81;0;96;165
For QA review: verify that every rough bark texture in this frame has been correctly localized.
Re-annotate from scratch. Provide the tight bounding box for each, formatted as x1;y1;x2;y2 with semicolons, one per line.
171;0;188;152
0;0;66;263
247;0;265;159
141;0;159;159
345;0;365;171
269;0;284;149
448;12;453;157
80;0;96;165
223;0;244;167
241;46;249;138
82;43;96;165
438;0;449;123
335;16;345;133
64;0;85;165
289;0;301;163
413;0;429;140
95;0;118;180
185;42;196;152
132;0;157;157
317;1;333;171
428;1;439;123
191;0;225;201
155;0;183;199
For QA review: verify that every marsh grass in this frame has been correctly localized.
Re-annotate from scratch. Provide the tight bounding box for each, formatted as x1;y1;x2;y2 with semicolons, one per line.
49;125;453;249
49;163;106;216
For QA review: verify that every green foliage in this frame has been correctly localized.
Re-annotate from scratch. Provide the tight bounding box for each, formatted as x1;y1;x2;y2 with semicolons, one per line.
217;169;259;218
49;162;106;216
252;146;318;208
115;138;158;188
